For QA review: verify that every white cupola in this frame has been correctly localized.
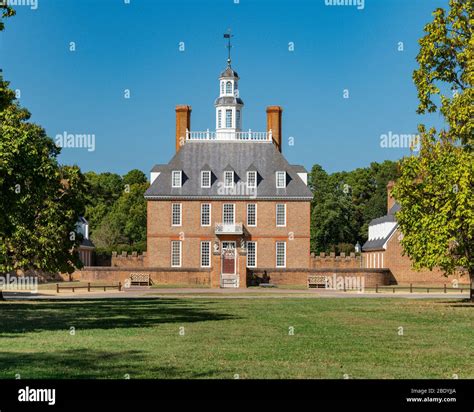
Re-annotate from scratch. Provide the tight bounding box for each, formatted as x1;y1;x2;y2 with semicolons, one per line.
214;32;244;133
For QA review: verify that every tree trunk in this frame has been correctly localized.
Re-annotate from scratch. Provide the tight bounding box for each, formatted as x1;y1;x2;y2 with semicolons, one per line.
470;271;474;302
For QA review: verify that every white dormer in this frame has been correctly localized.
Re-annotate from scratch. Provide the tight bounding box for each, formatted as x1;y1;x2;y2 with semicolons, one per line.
172;170;182;188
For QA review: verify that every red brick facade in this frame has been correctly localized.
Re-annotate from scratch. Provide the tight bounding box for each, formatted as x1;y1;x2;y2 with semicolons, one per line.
146;199;311;287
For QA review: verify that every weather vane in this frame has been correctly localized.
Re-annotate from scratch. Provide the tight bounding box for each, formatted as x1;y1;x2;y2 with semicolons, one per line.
223;28;233;66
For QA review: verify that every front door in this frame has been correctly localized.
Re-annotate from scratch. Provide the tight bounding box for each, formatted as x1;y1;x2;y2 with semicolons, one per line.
221;241;238;287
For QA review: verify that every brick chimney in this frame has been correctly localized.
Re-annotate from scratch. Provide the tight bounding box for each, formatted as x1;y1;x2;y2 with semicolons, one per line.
266;106;283;152
387;180;396;213
175;105;191;152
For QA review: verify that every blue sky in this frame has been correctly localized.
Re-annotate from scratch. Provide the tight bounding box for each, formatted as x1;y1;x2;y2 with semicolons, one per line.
1;0;448;175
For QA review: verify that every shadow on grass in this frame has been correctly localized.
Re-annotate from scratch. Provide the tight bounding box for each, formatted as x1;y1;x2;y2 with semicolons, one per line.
0;298;238;336
434;299;474;308
0;348;233;379
0;349;177;379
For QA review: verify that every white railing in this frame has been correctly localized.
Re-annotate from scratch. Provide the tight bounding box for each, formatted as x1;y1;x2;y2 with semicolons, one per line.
186;129;272;142
215;222;244;235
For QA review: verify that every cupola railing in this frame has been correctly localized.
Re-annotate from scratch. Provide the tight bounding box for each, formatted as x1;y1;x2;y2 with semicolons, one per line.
186;129;272;142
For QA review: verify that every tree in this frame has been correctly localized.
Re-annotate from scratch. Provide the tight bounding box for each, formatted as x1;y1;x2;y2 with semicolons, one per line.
308;162;398;253
83;171;123;233
412;0;472;150
123;169;147;186
0;8;87;275
393;0;474;300
0;91;87;274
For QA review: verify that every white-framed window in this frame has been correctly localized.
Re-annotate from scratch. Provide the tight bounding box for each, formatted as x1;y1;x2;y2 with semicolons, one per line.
236;110;241;129
200;241;211;268
201;203;211;226
172;170;182;188
224;170;234;188
247;241;257;268
220;81;224;95
223;203;235;224
276;203;286;227
171;203;182;226
226;109;232;128
171;241;182;267
276;171;286;188
226;81;232;94
201;170;211;188
276;242;286;268
217;110;222;128
247;171;257;188
247;203;257;226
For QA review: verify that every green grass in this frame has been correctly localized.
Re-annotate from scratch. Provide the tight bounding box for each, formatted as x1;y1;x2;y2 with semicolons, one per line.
0;297;472;379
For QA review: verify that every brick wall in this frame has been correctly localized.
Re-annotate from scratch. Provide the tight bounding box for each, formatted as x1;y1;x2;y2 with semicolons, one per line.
69;267;211;286
111;251;147;268
147;199;311;269
383;228;468;285
310;252;361;269
248;268;390;287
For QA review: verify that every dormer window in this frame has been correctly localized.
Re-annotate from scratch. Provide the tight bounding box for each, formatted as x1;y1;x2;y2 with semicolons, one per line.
224;171;234;188
276;171;286;188
247;171;257;188
201;171;211;188
226;81;232;94
172;170;182;188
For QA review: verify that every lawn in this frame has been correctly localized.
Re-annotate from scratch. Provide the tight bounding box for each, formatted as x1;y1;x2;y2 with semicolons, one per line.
0;297;472;379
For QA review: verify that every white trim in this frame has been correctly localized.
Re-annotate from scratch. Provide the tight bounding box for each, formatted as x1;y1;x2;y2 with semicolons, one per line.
247;171;257;189
145;195;313;201
201;203;211;227
200;241;211;268
276;241;286;268
171;170;182;188
276;203;286;227
201;170;211;188
247;241;257;268
171;240;182;267
276;171;286;188
224;170;234;188
247;203;257;227
221;241;236;275
222;203;235;225
171;203;182;226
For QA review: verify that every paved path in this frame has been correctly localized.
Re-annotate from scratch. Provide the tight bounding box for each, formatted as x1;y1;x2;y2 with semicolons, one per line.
1;288;468;300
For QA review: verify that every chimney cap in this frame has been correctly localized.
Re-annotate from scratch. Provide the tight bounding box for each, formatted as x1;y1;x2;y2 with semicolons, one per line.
176;105;192;112
266;105;283;113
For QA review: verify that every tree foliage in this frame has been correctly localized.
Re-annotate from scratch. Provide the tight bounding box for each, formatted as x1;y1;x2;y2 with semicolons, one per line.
393;0;473;296
84;170;148;250
309;161;399;253
0;8;89;275
0;84;87;274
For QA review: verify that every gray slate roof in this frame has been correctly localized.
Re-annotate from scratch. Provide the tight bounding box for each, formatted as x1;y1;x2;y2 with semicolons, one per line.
291;164;308;173
214;96;244;106
220;66;239;79
145;142;313;200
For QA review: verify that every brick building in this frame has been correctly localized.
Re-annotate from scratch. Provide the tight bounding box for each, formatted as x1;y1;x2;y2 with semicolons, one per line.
144;55;312;288
362;182;467;285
